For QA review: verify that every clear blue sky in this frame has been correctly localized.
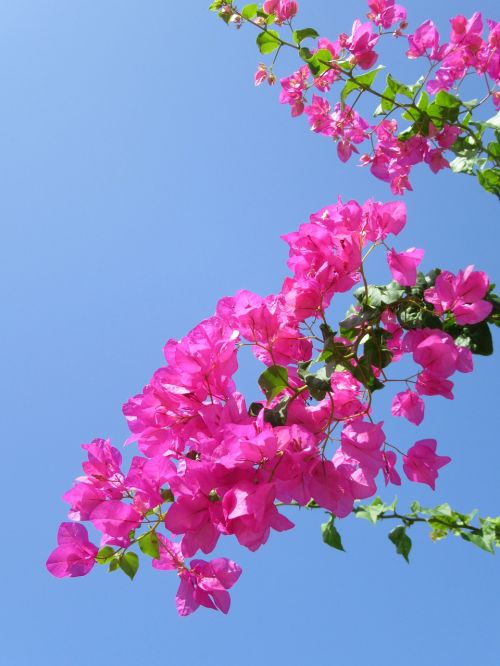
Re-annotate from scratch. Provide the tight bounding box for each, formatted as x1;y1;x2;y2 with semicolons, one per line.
1;2;498;665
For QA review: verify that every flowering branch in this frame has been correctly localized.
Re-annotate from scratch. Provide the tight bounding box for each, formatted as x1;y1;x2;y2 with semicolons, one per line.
47;194;499;615
211;0;500;196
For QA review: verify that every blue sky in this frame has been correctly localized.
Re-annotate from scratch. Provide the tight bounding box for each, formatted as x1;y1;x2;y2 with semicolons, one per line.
1;1;499;665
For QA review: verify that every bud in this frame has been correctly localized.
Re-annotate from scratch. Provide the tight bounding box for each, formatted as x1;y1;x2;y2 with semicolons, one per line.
254;63;268;86
338;33;349;48
209;489;221;502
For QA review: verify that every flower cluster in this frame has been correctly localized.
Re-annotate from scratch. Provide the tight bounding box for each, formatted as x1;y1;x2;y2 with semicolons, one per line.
47;196;496;615
407;13;499;95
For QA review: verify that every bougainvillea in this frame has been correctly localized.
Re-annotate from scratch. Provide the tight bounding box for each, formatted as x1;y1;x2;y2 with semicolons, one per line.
214;0;499;196
47;1;500;616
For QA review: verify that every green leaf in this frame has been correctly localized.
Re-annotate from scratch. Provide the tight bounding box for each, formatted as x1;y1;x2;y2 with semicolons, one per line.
410;500;423;514
351;356;385;392
292;27;319;44
355;497;388;525
388;525;412;563
462;98;479;111
355;65;385;88
160;487;174;502
365;285;384;307
385;72;412;99
321;516;345;551
299;47;333;76
307;48;333;76
374;98;392;116
263;396;289;426
297;360;313;382
450;156;478;175
477;168;500;198
340;79;361;105
377;86;396;114
339;305;379;330
486;290;500;328
119;552;139;580
431;503;453;517
487;141;500;161
341;66;384;105
484;112;500;130
382;281;406;305
96;546;115;564
248;401;264;417
402;107;423;123
256;30;281;54
363;338;392;369
305;365;334;400
298;46;313;62
138;531;161;559
451;321;493;356
258;365;289;401
435;90;461;110
424;90;461;128
241;3;258;19
417;90;429;110
461;531;495;554
396;302;442;331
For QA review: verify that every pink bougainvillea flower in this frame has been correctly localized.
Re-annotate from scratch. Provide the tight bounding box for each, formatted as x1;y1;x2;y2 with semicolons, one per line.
424;266;493;325
362;199;407;241
46;522;98;579
254;63;267;86
340;420;386;475
222;481;294;551
403;439;451;489
263;0;298;23
382;450;401;486
62;482;107;521
416;371;455;400
425;148;449;174
305;94;334;135
406;20;442;60
89;500;142;541
180;558;243;615
387;247;425;286
153;535;242;616
343;19;379;69
404;329;473;378
436;124;461;149
391;390;425;425
280;66;309;116
368;0;406;29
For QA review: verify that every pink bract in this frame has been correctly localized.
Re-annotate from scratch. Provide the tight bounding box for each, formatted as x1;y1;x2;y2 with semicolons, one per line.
46;523;98;579
403;439;451;490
